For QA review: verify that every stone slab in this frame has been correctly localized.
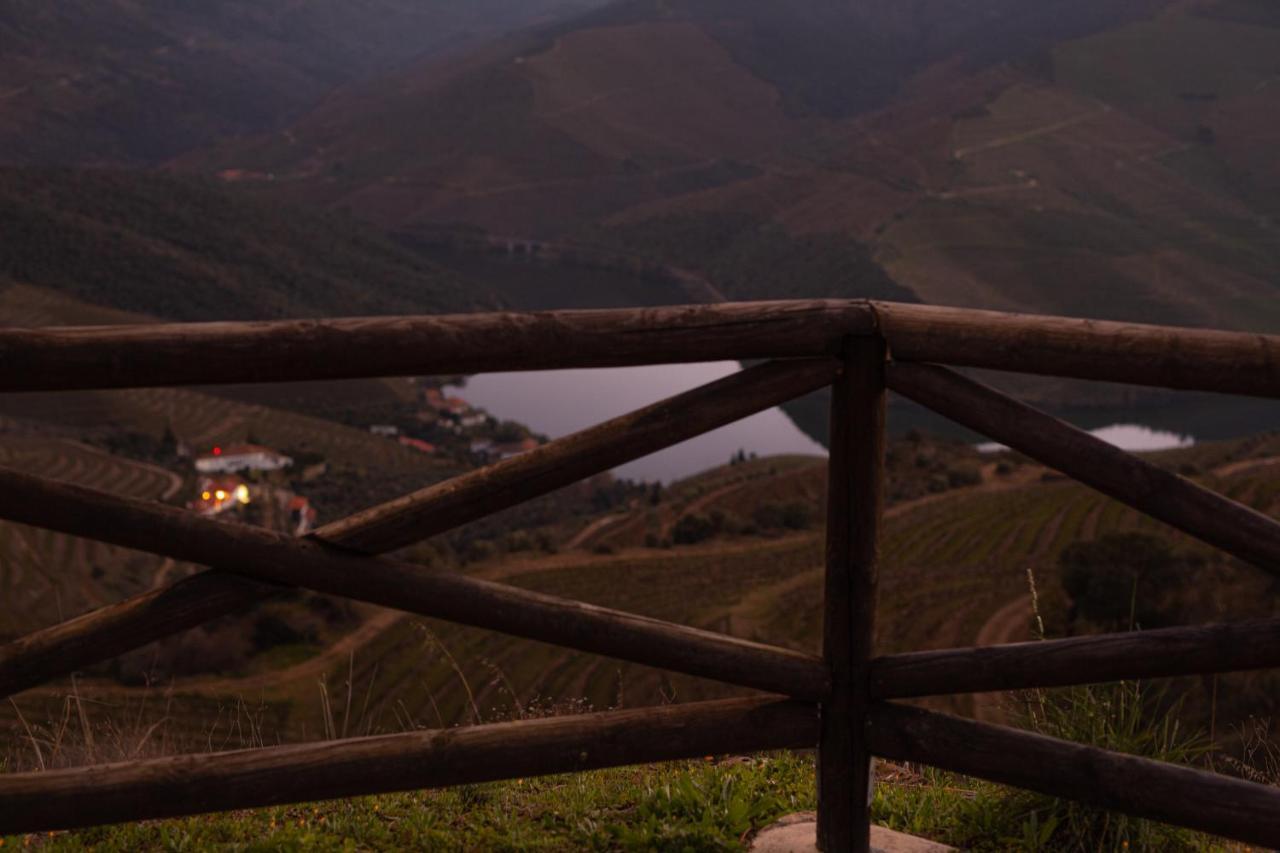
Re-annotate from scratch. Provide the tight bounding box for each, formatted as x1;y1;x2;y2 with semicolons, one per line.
750;812;955;853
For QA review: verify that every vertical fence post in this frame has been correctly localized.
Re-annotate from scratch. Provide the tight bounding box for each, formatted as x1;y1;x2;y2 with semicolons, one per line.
818;336;887;852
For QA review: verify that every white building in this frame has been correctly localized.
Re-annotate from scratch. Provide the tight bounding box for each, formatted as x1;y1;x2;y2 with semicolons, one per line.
195;444;293;474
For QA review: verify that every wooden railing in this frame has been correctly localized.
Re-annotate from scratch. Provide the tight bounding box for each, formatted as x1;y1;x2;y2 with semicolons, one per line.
0;300;1278;849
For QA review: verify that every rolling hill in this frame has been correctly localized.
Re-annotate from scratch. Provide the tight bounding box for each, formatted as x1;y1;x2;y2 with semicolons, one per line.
0;0;607;165
0;168;477;320
179;0;1280;330
8;434;1276;751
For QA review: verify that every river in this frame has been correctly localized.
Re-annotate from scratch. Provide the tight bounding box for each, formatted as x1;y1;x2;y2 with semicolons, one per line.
451;363;1279;482
450;363;826;482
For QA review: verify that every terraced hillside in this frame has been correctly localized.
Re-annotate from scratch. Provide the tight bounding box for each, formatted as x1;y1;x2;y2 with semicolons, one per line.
0;436;186;640
0;382;447;477
14;433;1273;754
182;0;1280;334
0;0;608;165
345;436;1278;734
0;277;457;479
0;169;476;321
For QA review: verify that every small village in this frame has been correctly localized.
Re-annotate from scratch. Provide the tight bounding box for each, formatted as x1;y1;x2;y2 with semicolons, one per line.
182;381;542;535
367;383;543;463
186;443;317;535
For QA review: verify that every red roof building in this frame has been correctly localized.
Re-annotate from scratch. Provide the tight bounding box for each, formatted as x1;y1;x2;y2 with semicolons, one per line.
398;436;436;454
195;444;292;474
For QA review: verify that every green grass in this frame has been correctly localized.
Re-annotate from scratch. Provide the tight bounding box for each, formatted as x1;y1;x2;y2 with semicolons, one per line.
8;755;817;852
9;743;1241;851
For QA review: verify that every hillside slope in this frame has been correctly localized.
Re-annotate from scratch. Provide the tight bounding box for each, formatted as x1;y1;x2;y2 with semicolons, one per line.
181;0;1280;331
12;435;1276;748
187;0;1161;235
0;0;606;165
0;168;476;320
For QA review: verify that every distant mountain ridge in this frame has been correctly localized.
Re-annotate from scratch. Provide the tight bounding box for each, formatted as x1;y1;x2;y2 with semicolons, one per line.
183;0;1169;234
176;0;1280;332
0;0;607;165
4;0;1280;335
544;0;1170;117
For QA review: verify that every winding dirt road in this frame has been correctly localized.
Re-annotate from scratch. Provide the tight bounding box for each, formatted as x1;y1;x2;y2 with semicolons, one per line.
969;594;1034;724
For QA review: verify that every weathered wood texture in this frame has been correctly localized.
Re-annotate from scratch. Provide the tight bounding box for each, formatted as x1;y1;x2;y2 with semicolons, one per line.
818;339;886;853
3;300;1279;843
0;697;818;834
3;300;1278;397
886;362;1280;575
869;702;1280;848
323;357;839;553
0;301;872;392
872;617;1280;699
0;359;838;698
0;467;827;701
873;302;1280;399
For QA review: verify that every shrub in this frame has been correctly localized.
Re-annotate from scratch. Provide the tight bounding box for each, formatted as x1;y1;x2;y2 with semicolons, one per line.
461;539;498;564
1059;533;1200;630
504;531;534;553
672;513;717;545
1002;680;1209;851
752;500;814;532
752;502;784;531
946;463;983;488
252;613;312;652
881;573;1216;850
780;501;814;530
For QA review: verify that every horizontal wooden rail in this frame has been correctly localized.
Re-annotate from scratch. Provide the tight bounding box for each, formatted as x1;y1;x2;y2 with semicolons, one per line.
0;359;838;698
0;300;870;392
871;617;1280;699
0;696;817;834
874;302;1280;399
3;299;1279;845
886;362;1280;575
869;702;1280;848
2;300;1277;397
0;468;828;701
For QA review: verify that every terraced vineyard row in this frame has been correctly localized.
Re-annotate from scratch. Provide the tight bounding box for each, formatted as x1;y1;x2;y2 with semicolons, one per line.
8;440;1277;751
269;457;1280;738
0;386;450;481
0;436;190;638
112;387;446;475
581;455;820;551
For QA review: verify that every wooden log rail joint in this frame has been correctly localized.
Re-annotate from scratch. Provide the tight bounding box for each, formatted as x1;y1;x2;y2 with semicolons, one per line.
0;300;1278;847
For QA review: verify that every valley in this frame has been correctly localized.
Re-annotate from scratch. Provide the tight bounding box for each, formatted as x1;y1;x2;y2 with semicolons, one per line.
176;0;1280;338
4;429;1277;764
0;2;1278;845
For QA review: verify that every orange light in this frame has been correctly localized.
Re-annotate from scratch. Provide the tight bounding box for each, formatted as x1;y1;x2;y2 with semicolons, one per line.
201;491;211;500
215;490;227;501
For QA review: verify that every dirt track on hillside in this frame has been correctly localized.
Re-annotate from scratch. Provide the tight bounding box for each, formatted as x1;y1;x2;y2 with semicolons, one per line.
1213;455;1280;478
23;460;1047;706
969;594;1034;724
